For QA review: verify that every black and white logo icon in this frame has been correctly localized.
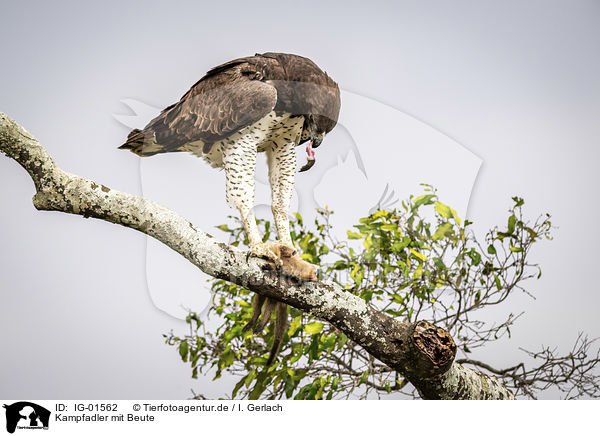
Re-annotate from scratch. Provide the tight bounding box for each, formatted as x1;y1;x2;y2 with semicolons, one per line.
3;402;50;433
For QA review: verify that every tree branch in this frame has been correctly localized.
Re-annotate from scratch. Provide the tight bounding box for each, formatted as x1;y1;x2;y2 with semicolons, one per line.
0;112;515;400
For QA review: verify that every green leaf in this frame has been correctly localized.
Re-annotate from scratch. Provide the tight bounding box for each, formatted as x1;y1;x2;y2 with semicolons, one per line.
482;261;494;276
300;253;313;262
347;230;362;240
285;378;296;399
294;213;303;226
433;222;453;240
410;248;428;262
487;244;497;255
468;249;481;266
232;377;246;399
508;215;516;234
289;344;304;364
304;322;324;335
451;209;462;225
337;334;349;349
414;194;436;208
412;263;423;279
308;335;321;360
245;369;257;388
456;274;463;288
360;288;373;302
494;274;502;291
392;238;410;253
333;260;348;270
315;379;326;399
288;315;303;336
512;196;525;207
320;334;337;350
331;377;339;391
432;257;447;270
178;341;188;361
220;347;235;368
391;293;405;304
360;370;369;384
385;308;406;316
249;375;268;400
434;201;454;219
372;210;390;219
509;246;523;253
525;227;538;239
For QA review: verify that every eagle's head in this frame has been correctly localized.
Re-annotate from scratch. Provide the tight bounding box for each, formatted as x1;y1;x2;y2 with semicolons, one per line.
301;114;335;147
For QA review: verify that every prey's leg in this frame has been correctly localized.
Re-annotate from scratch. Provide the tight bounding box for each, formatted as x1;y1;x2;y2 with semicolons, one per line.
254;297;277;334
243;294;266;332
266;303;288;366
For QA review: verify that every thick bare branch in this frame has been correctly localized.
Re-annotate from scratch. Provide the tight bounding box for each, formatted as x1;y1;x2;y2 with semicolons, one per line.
0;112;515;400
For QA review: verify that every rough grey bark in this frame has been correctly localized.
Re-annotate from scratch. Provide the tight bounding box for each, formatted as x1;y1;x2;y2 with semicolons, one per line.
0;112;515;400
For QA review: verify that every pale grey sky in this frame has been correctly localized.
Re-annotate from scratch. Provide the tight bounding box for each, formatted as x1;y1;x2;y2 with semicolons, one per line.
1;0;599;399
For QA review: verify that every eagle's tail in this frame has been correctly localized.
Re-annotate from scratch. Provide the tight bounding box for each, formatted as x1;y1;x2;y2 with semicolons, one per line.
119;129;160;156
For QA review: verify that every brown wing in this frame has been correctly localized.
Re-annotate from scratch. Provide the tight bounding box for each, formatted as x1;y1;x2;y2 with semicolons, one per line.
120;64;277;156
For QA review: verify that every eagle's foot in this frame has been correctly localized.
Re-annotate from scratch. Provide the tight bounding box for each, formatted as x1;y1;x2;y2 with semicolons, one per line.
250;242;318;282
248;241;293;268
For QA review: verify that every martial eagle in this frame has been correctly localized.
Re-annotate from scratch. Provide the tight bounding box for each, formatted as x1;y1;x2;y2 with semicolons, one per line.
119;52;341;266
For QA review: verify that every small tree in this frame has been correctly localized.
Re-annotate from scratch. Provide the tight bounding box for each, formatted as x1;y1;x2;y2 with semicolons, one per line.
167;188;600;399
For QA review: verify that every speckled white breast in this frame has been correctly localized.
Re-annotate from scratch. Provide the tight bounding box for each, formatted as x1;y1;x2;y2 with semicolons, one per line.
182;111;304;168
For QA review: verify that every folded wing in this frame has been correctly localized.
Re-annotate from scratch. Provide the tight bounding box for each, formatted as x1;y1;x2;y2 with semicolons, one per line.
120;69;277;156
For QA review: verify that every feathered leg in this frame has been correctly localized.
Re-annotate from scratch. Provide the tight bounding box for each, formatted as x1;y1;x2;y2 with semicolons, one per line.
222;138;281;265
266;141;297;246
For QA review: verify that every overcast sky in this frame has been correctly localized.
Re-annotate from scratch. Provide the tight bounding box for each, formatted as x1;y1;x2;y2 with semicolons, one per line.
1;0;599;399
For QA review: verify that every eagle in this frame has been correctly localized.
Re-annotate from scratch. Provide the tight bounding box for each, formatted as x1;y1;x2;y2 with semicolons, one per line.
119;52;340;264
120;52;340;365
